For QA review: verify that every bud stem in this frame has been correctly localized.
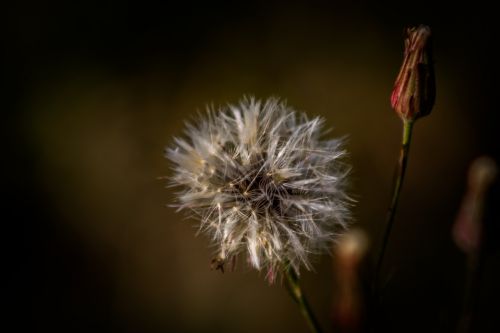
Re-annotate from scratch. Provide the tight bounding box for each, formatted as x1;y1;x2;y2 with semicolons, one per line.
373;119;414;294
285;267;323;333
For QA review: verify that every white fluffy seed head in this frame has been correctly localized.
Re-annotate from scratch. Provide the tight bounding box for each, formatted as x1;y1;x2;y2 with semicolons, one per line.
166;97;352;282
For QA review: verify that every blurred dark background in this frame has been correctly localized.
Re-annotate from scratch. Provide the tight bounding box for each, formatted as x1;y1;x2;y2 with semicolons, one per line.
5;1;499;332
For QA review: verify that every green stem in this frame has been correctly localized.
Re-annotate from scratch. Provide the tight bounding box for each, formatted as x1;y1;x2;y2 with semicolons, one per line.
373;120;414;294
285;267;323;333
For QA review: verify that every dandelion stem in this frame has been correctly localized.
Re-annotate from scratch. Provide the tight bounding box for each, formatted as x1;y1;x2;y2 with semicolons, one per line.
285;267;323;333
373;119;414;293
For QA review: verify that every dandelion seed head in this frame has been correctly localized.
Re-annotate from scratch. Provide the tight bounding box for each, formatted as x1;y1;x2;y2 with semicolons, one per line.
166;97;352;281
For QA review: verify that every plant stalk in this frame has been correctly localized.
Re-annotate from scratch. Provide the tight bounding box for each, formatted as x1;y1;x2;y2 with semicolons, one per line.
285;267;323;333
373;120;414;293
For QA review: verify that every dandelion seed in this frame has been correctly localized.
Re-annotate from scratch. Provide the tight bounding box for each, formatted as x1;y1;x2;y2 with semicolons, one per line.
165;97;352;281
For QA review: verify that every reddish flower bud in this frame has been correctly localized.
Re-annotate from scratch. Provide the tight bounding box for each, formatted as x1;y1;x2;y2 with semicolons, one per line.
391;25;436;121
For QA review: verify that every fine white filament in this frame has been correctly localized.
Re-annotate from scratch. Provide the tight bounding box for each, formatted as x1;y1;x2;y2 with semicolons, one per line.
166;97;351;280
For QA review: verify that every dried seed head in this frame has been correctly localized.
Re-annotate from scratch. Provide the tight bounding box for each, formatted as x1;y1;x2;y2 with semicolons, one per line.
166;97;352;281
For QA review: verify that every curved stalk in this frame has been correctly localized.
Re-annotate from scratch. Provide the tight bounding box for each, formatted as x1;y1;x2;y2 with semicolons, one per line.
373;120;414;293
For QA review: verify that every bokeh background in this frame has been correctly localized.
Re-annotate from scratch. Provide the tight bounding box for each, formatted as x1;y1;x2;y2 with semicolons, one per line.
6;1;499;332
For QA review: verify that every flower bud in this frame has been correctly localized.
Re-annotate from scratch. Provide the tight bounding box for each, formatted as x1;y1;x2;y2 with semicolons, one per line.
452;156;498;254
332;229;369;333
391;25;436;122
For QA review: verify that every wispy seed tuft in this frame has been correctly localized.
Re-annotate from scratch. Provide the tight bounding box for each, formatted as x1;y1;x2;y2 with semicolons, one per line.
166;97;352;281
